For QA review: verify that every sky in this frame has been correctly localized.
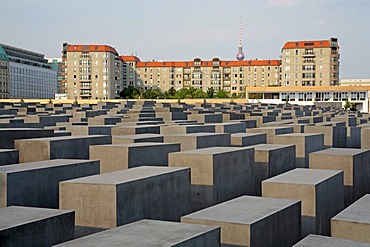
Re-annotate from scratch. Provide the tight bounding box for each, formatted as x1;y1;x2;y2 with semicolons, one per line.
1;0;369;79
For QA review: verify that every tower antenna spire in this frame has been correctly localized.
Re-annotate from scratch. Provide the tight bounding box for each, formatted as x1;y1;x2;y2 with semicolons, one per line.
236;17;245;61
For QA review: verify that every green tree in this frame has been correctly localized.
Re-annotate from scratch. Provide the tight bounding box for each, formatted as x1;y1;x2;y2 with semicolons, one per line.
215;89;229;98
206;88;214;98
120;86;137;99
193;89;206;98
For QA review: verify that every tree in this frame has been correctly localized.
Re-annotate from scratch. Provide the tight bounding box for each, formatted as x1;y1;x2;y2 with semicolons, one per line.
120;86;137;99
216;89;229;98
206;88;214;98
193;89;206;98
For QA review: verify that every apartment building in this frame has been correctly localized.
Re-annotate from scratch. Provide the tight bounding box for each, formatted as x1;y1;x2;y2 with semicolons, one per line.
280;37;340;87
0;43;56;99
0;44;9;99
62;43;122;100
125;57;280;96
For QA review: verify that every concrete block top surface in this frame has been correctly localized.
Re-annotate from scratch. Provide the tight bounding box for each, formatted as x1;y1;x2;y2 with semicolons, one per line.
0;149;18;152
0;159;98;173
275;133;324;137
0;206;73;231
263;168;343;185
294;234;370;247
164;132;226;137
231;133;266;138
311;148;370;156
15;135;110;142
54;219;219;247
182;196;299;225
113;134;163;139
249;143;295;151
332;194;370;224
92;142;178;148
61;166;189;185
172;146;252;155
0;128;46;132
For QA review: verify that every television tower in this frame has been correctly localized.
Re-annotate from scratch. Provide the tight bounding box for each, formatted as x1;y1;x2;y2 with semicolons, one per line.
236;17;245;61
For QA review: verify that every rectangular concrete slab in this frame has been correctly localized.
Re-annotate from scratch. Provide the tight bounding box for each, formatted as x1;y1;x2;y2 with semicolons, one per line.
332;194;370;243
112;134;164;144
160;124;215;134
90;142;180;173
249;144;296;195
0;206;74;247
181;196;301;247
309;148;370;206
164;132;230;151
273;133;325;168
60;166;191;229
294;234;370;247
230;132;267;147
247;126;294;144
0;149;18;166
169;147;255;211
14;135;112;162
0;159;100;208
54;219;220;247
0;128;54;149
262;168;344;237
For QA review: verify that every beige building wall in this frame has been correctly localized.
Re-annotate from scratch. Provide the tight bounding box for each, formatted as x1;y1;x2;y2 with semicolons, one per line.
281;38;340;87
64;44;120;100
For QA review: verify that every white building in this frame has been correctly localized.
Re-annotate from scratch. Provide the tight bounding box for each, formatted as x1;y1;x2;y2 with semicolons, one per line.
340;79;370;86
1;43;57;99
246;86;370;113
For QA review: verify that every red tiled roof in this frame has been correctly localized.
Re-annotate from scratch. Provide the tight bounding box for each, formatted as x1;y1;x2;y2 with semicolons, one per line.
66;44;118;55
282;40;331;50
136;59;280;68
120;55;141;62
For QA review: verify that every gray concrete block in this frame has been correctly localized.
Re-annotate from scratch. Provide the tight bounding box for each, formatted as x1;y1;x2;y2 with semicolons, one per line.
273;133;325;168
54;219;220;247
361;128;370;149
160;124;215;134
230;133;267;147
247;126;294;144
249;144;296;195
182;196;301;247
60;166;191;229
294;234;370;247
14;135;112;162
332;194;370;243
0;149;18;166
112;125;160;135
212;122;246;134
169;147;255;211
112;134;164;144
305;125;347;148
262;168;344;237
164;133;230;151
0;206;74;247
0;128;54;149
347;126;361;148
188;113;222;123
90;142;180;173
0;159;100;208
309;148;370;206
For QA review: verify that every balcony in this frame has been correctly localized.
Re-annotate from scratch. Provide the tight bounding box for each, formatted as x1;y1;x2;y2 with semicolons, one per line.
302;52;316;57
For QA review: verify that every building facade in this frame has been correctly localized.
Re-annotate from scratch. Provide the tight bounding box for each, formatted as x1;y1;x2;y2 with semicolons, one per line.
0;43;56;99
280;37;340;87
122;57;280;96
62;43;121;100
0;44;9;99
61;37;339;99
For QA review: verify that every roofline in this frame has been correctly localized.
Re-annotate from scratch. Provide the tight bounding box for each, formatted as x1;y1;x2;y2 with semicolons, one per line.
246;86;370;93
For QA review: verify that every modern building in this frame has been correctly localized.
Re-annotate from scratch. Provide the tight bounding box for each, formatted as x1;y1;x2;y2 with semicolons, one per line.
340;79;370;86
0;44;9;99
62;43;121;100
48;58;63;94
280;37;340;87
120;55;140;88
245;86;369;112
0;43;56;99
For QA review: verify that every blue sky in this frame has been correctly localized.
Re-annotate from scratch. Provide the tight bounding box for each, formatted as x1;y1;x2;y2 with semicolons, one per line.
1;0;369;78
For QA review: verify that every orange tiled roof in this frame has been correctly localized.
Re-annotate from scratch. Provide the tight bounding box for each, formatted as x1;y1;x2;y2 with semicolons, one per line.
282;40;331;50
66;44;118;55
120;55;141;62
136;59;280;68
